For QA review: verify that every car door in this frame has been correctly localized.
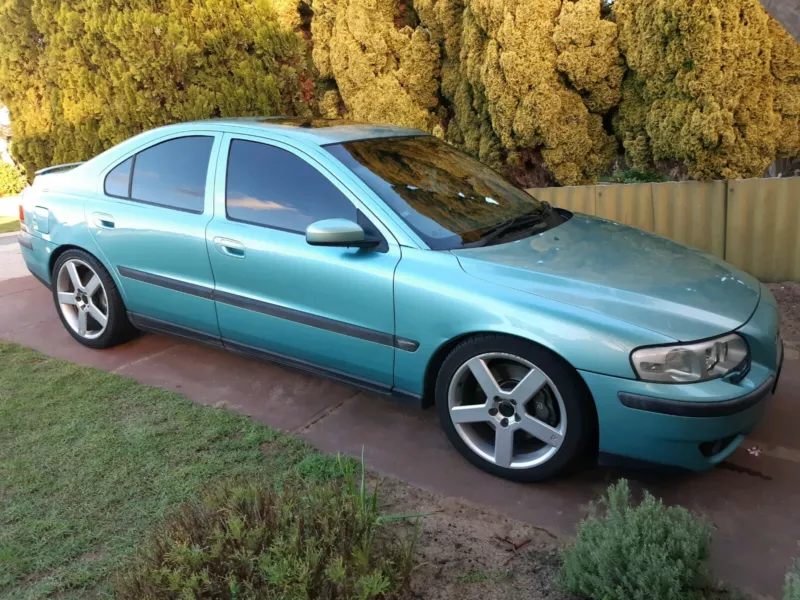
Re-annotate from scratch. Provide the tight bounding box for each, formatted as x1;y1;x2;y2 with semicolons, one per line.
88;133;222;336
205;133;400;388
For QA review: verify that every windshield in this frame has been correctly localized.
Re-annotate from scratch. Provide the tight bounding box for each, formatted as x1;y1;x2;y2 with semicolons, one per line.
325;135;562;250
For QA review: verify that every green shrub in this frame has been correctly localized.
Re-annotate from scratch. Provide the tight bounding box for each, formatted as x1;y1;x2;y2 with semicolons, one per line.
559;479;713;600
0;161;26;197
114;458;420;600
786;556;800;600
599;169;668;184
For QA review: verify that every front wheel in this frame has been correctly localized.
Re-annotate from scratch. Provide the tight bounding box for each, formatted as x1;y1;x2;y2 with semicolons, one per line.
52;249;136;348
435;334;594;482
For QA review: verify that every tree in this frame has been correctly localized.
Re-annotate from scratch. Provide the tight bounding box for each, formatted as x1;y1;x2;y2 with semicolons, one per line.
309;0;443;133
613;0;796;180
313;0;622;186
0;0;313;175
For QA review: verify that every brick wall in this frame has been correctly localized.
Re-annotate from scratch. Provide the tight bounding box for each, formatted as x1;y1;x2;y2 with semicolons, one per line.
761;0;800;40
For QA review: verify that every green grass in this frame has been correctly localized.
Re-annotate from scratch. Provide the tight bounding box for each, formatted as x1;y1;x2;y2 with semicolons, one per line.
0;342;341;599
0;217;19;234
459;571;489;584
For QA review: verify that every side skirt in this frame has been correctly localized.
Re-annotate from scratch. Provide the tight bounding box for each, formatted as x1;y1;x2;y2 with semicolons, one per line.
127;311;424;408
128;312;223;348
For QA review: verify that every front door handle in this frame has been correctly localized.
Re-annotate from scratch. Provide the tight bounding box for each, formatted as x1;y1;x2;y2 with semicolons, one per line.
92;212;115;229
213;237;246;259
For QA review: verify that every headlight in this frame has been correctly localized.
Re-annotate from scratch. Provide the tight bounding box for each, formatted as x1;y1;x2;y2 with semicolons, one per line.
631;333;749;383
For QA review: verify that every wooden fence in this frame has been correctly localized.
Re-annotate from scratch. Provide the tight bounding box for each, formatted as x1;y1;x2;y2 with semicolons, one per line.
528;177;800;282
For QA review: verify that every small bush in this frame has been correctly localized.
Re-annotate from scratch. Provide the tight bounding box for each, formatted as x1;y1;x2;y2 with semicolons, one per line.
559;479;713;600
599;169;668;184
115;459;419;599
0;162;26;197
786;556;800;600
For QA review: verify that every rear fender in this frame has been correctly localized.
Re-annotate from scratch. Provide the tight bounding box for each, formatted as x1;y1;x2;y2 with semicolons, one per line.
20;188;126;298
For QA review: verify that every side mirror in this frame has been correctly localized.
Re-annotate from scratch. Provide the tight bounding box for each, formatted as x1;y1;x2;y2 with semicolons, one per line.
305;218;380;248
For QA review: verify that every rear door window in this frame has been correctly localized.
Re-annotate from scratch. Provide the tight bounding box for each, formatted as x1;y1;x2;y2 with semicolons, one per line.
130;136;214;213
104;136;214;213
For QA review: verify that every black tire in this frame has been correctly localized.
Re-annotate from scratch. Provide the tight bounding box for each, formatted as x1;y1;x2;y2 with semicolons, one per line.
51;249;137;349
435;334;595;482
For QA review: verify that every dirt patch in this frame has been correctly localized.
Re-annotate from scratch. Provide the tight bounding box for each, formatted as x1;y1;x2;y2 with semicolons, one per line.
377;475;576;600
768;282;800;342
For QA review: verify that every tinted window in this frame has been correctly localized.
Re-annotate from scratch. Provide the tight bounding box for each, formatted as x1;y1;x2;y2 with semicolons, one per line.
326;136;555;250
104;157;132;197
130;136;213;213
226;140;356;232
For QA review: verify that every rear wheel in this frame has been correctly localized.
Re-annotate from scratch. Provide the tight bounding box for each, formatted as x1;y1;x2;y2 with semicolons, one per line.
52;249;136;348
435;334;594;482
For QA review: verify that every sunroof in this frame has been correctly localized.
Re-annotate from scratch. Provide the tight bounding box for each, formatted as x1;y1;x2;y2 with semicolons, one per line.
258;117;367;129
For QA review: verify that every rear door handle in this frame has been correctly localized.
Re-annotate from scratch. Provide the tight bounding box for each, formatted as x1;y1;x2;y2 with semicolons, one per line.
213;237;246;259
92;212;115;229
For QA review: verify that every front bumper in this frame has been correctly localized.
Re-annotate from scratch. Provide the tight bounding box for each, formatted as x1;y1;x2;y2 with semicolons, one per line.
618;375;774;418
582;287;782;471
582;364;778;470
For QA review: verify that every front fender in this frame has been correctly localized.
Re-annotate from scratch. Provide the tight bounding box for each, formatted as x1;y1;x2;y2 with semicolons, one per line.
393;248;675;396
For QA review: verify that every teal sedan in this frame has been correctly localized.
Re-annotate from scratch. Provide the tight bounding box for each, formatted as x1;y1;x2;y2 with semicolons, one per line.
17;118;783;481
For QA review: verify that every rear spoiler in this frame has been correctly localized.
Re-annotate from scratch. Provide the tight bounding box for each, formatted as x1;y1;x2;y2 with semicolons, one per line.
34;161;84;176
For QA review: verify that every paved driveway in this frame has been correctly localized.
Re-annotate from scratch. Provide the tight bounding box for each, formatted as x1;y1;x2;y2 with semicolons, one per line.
1;238;798;598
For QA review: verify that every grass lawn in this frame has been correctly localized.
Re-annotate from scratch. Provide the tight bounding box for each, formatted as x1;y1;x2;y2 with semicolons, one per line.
0;342;341;599
0;216;19;234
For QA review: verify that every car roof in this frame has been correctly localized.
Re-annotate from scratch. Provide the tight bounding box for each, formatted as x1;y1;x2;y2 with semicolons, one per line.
181;116;427;146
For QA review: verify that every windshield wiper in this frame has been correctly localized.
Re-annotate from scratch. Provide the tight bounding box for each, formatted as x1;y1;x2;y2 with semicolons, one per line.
472;206;551;247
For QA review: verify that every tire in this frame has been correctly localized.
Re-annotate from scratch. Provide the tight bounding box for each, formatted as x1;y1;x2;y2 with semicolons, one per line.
51;249;137;349
435;334;594;482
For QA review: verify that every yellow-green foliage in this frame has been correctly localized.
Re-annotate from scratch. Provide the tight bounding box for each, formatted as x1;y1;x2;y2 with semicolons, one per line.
553;0;625;114
0;0;313;175
356;0;619;186
311;0;619;185
415;0;505;170
310;0;442;132
614;0;798;180
0;162;26;197
4;0;797;184
448;0;616;185
770;18;800;159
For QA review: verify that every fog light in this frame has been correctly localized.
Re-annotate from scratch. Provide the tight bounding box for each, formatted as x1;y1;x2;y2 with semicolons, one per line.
699;435;737;458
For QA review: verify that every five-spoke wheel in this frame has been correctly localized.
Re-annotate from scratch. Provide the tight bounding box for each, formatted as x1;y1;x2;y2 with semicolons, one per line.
448;353;567;469
51;249;136;348
436;335;593;481
56;258;109;340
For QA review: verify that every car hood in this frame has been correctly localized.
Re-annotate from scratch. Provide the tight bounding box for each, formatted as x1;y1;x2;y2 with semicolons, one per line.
452;214;761;341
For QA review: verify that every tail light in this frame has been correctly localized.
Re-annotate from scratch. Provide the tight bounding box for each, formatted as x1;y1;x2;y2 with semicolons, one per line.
18;204;24;222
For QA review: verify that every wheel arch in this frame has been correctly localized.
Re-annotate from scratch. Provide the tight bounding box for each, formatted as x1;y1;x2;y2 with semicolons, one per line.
422;330;599;453
48;244;128;300
49;244;90;276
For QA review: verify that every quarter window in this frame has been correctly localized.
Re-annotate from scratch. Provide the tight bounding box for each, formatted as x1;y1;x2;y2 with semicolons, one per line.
104;157;132;198
226;139;357;232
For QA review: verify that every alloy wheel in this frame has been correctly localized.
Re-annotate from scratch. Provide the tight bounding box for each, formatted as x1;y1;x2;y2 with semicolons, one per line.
56;259;109;340
447;352;567;469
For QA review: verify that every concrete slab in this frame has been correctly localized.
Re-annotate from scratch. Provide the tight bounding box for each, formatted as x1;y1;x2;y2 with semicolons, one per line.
115;341;360;433
1;274;799;598
0;233;28;281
